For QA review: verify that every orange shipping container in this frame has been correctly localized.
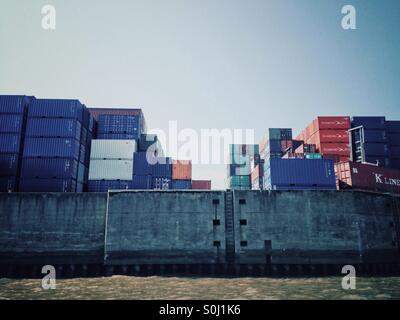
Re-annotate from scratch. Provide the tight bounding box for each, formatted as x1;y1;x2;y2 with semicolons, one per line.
172;160;192;180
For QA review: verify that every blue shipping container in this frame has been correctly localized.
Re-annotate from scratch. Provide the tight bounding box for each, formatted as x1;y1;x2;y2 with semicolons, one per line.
25;118;82;139
172;180;192;190
362;129;387;143
88;180;132;192
133;152;154;175
0;95;31;114
0;134;21;153
265;158;336;189
0;153;19;176
19;178;78;192
386;121;400;133
152;157;172;178
132;175;152;189
152;177;171;190
364;156;390;167
97;133;137;140
390;159;400;169
97;115;140;137
0;114;24;133
28;99;84;122
363;142;390;156
352;117;386;129
0;177;17;192
23;138;81;160
21;158;79;179
391;146;400;158
388;133;400;146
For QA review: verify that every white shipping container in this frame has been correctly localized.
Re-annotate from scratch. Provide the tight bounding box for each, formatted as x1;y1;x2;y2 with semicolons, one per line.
89;159;134;180
90;140;137;160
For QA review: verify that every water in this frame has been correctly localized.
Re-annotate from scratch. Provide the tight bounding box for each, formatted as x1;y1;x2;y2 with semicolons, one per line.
0;276;400;300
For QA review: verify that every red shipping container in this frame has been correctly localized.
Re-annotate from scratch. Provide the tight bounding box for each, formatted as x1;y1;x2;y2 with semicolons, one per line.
172;160;192;180
318;143;350;156
315;130;349;144
313;116;350;132
191;180;211;190
335;161;400;194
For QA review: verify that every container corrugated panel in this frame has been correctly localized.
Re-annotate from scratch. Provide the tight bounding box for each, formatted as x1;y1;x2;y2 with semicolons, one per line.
0;177;18;192
78;144;86;165
133;152;154;175
25;118;82;139
19;178;77;192
388;133;400;146
0;153;19;176
97;133;138;140
363;142;390;156
191;180;211;189
391;146;400;158
77;162;86;183
390;159;400;170
23;138;81;160
28;99;84;121
88;108;143;120
268;158;336;188
88;159;133;180
97;114;140;135
318;143;350;156
0;114;24;133
335;161;400;194
361;130;388;143
352;116;386;129
88;180;132;192
229;154;251;166
90;140;137;160
132;175;152;189
228;175;250;186
0;95;31;114
0;134;22;153
228;163;251;176
152;157;172;178
172;160;192;180
317;130;349;143
21;158;78;179
172;180;192;189
152;177;171;190
314;117;351;132
386;121;400;133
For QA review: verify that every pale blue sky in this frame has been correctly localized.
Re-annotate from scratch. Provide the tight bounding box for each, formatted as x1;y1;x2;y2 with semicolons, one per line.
1;0;399;188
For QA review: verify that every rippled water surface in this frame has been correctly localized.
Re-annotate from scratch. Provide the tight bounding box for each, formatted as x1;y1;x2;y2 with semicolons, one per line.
0;276;400;300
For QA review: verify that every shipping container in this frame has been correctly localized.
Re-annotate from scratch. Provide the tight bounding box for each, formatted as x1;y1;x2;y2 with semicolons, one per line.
318;143;350;156
0;95;32;114
305;153;323;159
363;156;390;167
172;160;192;180
23;138;81;160
265;158;336;189
131;175;152;189
139;134;159;152
133;152;155;175
25;118;82;139
335;161;400;194
96;133;137;140
152;157;173;178
152;177;171;190
0;134;22;153
88;180;132;192
386;121;400;133
0;177;17;192
390;159;400;170
0;114;24;133
19;178;78;192
0;153;19;177
191;180;211;190
352;116;386;130
295;144;316;154
388;133;400;146
21;158;79;179
228;175;251;188
314;130;349;144
28;99;84;121
90;140;137;160
97;114;140;137
88;159;133;180
172;179;192;190
362;142;390;156
391;146;400;158
313;116;351;132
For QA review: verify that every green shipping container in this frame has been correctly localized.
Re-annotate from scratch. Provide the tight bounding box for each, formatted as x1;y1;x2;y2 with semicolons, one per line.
228;175;251;188
305;153;323;159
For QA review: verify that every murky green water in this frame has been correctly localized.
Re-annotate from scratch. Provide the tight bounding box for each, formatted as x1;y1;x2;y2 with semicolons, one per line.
0;276;399;300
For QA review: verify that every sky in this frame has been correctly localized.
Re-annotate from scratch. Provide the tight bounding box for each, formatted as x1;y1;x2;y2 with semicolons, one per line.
1;0;400;189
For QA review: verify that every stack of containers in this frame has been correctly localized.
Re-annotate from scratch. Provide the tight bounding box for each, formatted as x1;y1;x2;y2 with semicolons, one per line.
88;140;136;191
349;117;390;167
296;117;351;162
227;144;258;190
386;121;400;170
0;95;32;192
88;108;146;140
172;160;192;189
151;156;173;190
264;158;336;190
250;154;265;190
259;128;293;160
138;133;164;157
191;180;211;190
20;99;93;192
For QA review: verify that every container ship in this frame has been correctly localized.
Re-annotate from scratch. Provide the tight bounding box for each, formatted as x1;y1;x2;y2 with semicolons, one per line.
0;95;399;277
